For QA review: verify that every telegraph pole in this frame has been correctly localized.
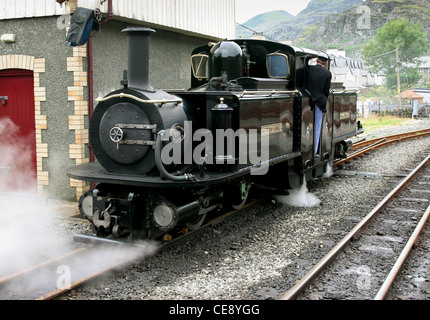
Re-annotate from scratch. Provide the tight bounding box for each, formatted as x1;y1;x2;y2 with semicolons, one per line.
396;46;401;115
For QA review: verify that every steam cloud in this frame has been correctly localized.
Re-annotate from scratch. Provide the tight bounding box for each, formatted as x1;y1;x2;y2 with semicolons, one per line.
274;177;321;207
0;118;68;276
0;118;158;298
0;117;37;193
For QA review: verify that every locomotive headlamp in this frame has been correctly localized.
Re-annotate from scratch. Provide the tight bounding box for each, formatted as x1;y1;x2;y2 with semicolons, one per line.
151;202;179;232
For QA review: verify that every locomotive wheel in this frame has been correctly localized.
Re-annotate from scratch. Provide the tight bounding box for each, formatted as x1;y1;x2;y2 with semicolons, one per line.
186;213;207;231
78;191;94;221
231;183;252;210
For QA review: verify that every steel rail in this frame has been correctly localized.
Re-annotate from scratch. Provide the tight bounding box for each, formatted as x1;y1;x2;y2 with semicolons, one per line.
281;153;430;300
0;245;138;300
36;256;134;300
352;128;430;150
350;138;386;151
38;201;260;300
0;247;88;287
335;130;430;167
334;139;386;167
374;203;430;300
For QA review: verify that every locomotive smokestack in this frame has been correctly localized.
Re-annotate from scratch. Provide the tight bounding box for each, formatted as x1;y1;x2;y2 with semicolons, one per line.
122;27;156;92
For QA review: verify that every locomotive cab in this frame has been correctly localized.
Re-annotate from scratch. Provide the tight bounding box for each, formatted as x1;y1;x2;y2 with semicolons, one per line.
187;39;362;186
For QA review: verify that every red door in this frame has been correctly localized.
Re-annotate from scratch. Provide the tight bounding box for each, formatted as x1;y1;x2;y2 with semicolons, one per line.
0;69;37;192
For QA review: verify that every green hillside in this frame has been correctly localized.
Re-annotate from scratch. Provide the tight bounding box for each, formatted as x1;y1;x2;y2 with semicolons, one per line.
296;0;430;56
236;10;294;39
236;0;430;57
236;0;364;41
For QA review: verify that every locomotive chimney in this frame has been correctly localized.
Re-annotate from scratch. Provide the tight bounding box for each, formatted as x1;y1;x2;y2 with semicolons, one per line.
122;27;156;92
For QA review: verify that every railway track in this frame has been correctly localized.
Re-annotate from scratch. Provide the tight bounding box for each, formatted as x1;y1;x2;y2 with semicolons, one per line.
1;128;429;300
0;243;157;300
335;128;430;167
0;247;87;300
0;201;255;300
281;151;430;300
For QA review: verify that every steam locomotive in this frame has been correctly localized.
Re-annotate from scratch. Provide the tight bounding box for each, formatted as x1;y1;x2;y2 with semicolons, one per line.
67;27;363;243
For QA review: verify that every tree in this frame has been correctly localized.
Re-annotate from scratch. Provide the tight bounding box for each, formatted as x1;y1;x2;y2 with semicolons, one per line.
362;18;429;88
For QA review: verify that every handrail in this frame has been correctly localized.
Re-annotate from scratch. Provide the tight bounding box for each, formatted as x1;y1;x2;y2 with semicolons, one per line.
331;89;358;94
240;90;299;98
95;93;183;105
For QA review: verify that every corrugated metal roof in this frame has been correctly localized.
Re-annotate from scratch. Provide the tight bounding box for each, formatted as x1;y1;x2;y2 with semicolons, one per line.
0;0;235;40
0;0;67;19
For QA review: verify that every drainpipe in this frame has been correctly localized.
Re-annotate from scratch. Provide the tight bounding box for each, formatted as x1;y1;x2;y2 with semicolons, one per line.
101;0;113;26
88;34;94;165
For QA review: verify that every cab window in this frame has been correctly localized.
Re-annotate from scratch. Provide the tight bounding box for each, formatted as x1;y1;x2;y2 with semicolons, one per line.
267;53;289;78
191;54;209;80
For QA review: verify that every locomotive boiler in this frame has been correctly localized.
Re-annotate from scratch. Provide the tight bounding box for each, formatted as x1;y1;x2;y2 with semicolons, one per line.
67;27;363;243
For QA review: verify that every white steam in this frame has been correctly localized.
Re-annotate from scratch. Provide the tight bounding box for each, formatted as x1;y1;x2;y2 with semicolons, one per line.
0;118;37;193
274;164;334;208
0;119;158;297
0;118;48;275
323;163;334;178
274;177;321;207
0;194;70;275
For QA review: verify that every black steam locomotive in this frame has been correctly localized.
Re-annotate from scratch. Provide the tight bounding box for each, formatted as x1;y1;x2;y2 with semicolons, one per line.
67;27;363;243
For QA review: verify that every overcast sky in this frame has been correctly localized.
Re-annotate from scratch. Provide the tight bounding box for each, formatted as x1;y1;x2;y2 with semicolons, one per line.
235;0;312;23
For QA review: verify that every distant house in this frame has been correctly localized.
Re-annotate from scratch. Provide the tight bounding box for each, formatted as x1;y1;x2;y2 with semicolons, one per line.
327;48;385;90
396;90;424;105
418;56;430;78
413;88;430;104
331;66;355;87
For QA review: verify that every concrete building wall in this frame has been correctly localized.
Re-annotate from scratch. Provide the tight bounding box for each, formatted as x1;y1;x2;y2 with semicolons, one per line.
91;19;205;96
1;16;74;198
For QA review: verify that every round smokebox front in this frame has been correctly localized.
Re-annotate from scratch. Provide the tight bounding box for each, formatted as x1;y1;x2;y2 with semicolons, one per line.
90;96;158;175
99;102;152;164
